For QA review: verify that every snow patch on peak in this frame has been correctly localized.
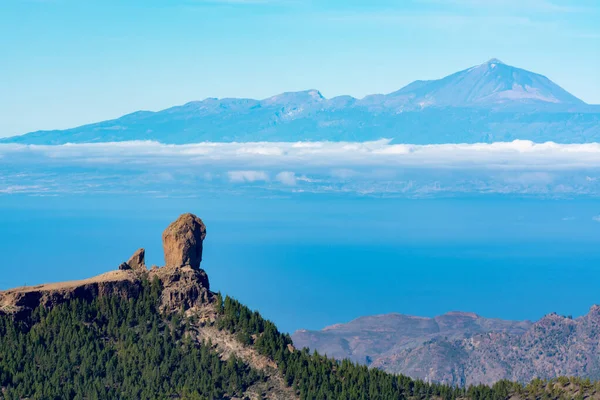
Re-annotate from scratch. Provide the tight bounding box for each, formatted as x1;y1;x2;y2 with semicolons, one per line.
486;58;505;65
262;89;325;105
307;89;325;100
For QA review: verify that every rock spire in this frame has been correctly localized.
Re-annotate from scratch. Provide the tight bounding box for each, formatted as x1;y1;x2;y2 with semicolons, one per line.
162;213;207;270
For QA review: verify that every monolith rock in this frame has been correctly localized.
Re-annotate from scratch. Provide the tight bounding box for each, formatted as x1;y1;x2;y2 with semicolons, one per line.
162;213;207;270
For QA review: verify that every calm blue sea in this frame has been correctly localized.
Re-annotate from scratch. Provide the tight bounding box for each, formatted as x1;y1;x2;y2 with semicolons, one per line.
1;193;600;333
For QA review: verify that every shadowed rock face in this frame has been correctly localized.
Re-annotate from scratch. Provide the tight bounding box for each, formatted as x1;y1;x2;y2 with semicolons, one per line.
119;248;147;272
127;248;146;271
162;213;207;270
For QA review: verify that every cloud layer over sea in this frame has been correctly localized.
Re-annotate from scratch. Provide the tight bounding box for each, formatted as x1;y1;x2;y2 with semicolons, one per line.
2;140;600;197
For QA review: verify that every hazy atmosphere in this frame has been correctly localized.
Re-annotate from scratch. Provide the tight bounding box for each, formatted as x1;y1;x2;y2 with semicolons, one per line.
2;1;600;397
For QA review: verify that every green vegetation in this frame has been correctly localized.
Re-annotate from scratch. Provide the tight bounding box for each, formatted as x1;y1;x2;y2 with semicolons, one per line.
215;294;600;400
0;279;261;400
1;283;598;400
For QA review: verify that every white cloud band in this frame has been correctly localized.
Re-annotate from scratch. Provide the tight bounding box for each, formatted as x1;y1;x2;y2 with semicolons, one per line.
2;139;600;169
2;140;600;197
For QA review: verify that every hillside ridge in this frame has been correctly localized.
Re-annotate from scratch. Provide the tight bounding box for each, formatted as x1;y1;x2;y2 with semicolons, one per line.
293;305;600;386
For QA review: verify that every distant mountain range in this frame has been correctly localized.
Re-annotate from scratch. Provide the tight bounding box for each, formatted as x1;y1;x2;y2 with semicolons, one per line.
3;59;600;145
292;307;600;386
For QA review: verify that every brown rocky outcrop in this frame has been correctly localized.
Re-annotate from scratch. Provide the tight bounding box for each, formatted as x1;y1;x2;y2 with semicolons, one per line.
0;270;141;319
127;248;146;271
151;266;210;310
119;248;146;272
162;213;207;270
0;213;211;318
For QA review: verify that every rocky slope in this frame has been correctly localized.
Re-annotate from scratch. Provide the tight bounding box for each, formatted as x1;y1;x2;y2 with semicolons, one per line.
293;307;600;386
293;312;532;365
381;58;584;108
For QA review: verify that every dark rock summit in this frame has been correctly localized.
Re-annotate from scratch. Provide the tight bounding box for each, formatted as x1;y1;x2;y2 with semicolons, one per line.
162;213;207;270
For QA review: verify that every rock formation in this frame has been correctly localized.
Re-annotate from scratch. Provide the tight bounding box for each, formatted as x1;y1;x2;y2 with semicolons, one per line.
119;248;146;272
127;248;146;271
162;213;207;270
1;213;211;318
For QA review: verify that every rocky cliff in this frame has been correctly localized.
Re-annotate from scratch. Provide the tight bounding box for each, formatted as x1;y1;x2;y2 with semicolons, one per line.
0;213;210;319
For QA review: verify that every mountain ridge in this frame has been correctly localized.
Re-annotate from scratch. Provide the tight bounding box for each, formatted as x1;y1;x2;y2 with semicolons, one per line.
292;306;600;386
3;59;600;145
385;58;585;107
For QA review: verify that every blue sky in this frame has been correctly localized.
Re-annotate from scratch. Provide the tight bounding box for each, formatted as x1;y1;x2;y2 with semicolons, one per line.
1;0;599;137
